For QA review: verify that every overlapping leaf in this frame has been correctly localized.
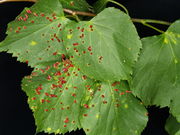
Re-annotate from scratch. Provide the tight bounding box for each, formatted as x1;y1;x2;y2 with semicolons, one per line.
22;64;148;135
165;115;180;135
80;81;148;135
0;0;71;68
22;60;96;134
63;8;142;82
60;0;91;12
93;0;113;13
130;20;180;120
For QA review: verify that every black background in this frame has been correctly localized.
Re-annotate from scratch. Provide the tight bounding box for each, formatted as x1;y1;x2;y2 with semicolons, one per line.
0;0;179;135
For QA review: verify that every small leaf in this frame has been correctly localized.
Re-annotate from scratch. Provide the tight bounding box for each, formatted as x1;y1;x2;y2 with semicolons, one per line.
63;7;142;82
0;0;71;68
165;115;180;135
130;20;180;120
80;81;148;135
22;60;95;134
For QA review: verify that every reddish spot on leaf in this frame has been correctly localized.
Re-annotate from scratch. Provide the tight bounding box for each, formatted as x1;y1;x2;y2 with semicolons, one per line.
103;101;107;104
120;92;125;95
64;117;69;123
81;28;84;32
31;97;36;100
54;71;61;76
88;46;92;51
126;90;132;93
53;52;57;55
101;95;105;98
33;12;38;17
26;9;32;14
84;104;89;109
83;114;88;117
47;75;52;80
73;43;79;46
44;109;49;112
72;93;76;97
114;89;119;92
31;20;34;23
58;23;61;28
40;13;45;17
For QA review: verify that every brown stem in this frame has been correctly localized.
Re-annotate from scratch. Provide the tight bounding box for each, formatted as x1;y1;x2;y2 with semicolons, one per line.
0;0;36;3
63;8;96;17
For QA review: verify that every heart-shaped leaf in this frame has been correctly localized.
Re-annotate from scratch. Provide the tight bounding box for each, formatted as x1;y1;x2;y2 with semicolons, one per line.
130;20;180;120
63;7;142;82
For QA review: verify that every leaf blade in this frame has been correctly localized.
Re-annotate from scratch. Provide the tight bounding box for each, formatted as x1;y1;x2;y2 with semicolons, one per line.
63;7;142;82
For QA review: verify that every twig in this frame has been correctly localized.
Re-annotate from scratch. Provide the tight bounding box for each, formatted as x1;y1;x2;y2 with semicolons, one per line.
63;8;96;17
0;0;36;3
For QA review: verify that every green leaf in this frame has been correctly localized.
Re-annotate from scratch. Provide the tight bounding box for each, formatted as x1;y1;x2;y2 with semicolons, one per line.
93;0;113;13
63;7;142;82
130;20;180;120
165;115;180;135
22;60;95;134
81;81;148;135
0;0;71;68
60;0;91;12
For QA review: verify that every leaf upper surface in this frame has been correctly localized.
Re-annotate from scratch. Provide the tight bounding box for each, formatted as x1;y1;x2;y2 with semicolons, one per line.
63;8;142;82
0;0;71;68
80;81;148;135
130;20;180;120
60;0;91;12
22;60;95;134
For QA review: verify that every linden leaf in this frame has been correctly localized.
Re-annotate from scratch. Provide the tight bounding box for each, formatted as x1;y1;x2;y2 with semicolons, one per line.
63;7;142;82
165;115;180;135
130;20;180;120
22;60;95;134
80;81;148;135
0;0;71;68
60;0;91;12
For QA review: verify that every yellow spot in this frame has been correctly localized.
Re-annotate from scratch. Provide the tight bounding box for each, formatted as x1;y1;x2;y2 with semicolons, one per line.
47;127;52;132
30;106;37;111
124;104;128;108
61;16;66;20
55;129;60;134
30;41;37;46
113;127;116;131
164;38;169;44
135;130;138;134
96;114;100;119
174;58;178;64
67;34;72;39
